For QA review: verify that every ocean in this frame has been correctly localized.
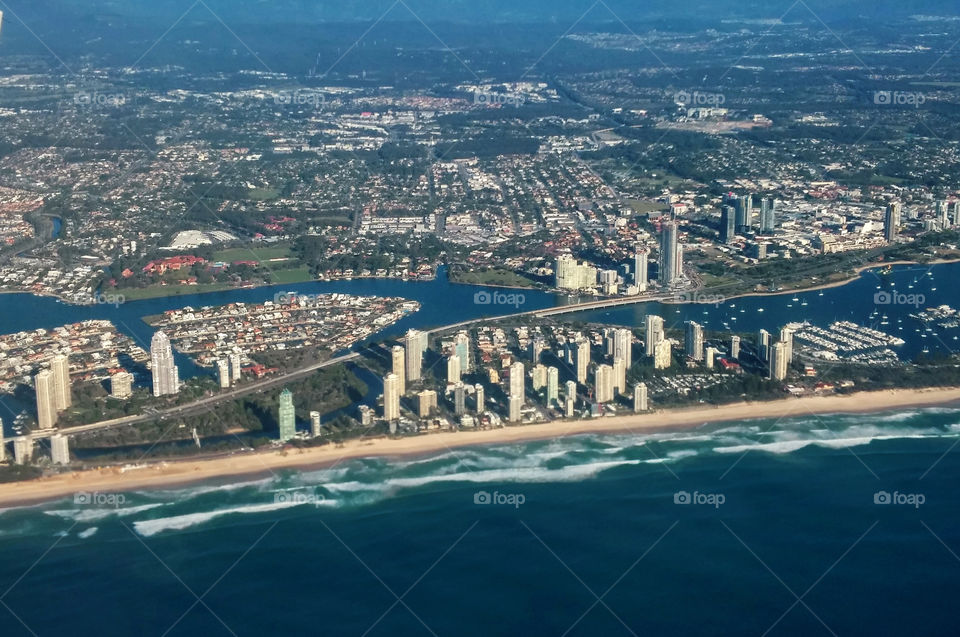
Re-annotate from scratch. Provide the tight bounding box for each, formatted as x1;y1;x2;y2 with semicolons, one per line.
2;407;959;636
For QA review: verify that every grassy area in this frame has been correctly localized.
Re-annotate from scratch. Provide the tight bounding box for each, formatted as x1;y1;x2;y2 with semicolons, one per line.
626;199;668;214
247;187;281;201
117;282;238;301
449;266;539;288
212;244;294;263
268;266;315;284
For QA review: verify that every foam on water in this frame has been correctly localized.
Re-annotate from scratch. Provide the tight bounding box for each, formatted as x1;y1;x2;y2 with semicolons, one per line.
133;500;327;537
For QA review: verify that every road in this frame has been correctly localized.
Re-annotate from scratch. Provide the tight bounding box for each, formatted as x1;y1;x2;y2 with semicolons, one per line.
47;291;684;440
46;352;360;439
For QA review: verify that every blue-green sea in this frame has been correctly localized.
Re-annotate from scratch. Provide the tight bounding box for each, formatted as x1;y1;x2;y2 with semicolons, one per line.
1;407;959;636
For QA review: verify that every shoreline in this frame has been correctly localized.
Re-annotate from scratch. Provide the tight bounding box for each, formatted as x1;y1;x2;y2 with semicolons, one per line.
4;256;957;309
2;386;960;508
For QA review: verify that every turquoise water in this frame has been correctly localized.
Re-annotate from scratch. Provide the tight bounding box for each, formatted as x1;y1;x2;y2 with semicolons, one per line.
1;407;959;635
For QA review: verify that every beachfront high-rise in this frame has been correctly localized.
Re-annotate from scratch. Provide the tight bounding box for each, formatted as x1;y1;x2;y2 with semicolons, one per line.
613;357;626;395
34;370;56;429
404;329;427;382
658;221;680;286
509;361;525;403
633;249;649;290
769;342;789;381
50;433;69;465
418;390;437;418
594;364;614;404
382;373;400;421
546;367;559;406
613;328;632;368
758;329;771;362
474;383;485;412
633;383;648;413
51;354;71;411
310;411;322;438
574;338;590;384
454;383;466;415
150;331;180;397
645;315;664;357
730;335;741;360
780;327;794;364
278;388;296;441
446;354;461;384
685;321;704;361
391;345;406;392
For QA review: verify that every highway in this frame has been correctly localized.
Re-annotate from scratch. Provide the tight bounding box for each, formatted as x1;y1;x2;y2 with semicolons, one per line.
46;291;682;440
46;352;360;439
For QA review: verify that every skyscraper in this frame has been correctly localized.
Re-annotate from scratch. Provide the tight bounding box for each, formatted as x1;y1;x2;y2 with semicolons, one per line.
150;331;179;397
278;388;296;441
404;329;426;382
659;221;680;286
310;411;322;437
391;345;406;392
230;350;243;383
34;370;56;429
474;383;485;413
685;321;704;361
633;249;649;291
758;329;771;362
454;331;471;375
532;364;548;390
509;361;525;403
50;434;69;465
645;315;664;357
613;328;633;368
216;359;231;389
779;327;794;365
447;354;461;384
720;205;736;244
111;371;134;399
383;373;400;421
51;354;71;411
735;195;753;232
595;365;614;404
936;200;949;228
884;202;901;242
555;256;599;290
653;339;672;369
418;390;437;418
730;335;741;360
705;346;718;369
769;342;789;381
633;383;648;413
574;339;590;384
760;198;776;234
546;367;559;406
508;396;523;422
454;383;466;415
612;357;626;395
530;336;547;364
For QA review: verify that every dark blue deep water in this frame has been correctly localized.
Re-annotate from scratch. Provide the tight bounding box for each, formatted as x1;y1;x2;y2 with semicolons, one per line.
1;408;960;636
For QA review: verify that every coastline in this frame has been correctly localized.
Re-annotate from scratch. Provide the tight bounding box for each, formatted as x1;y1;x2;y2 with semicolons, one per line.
2;386;959;508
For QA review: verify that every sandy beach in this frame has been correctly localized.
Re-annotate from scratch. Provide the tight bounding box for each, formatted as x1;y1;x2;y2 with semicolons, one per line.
2;386;960;508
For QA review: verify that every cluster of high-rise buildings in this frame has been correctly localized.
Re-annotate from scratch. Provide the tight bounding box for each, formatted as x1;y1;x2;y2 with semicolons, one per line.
33;354;71;429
